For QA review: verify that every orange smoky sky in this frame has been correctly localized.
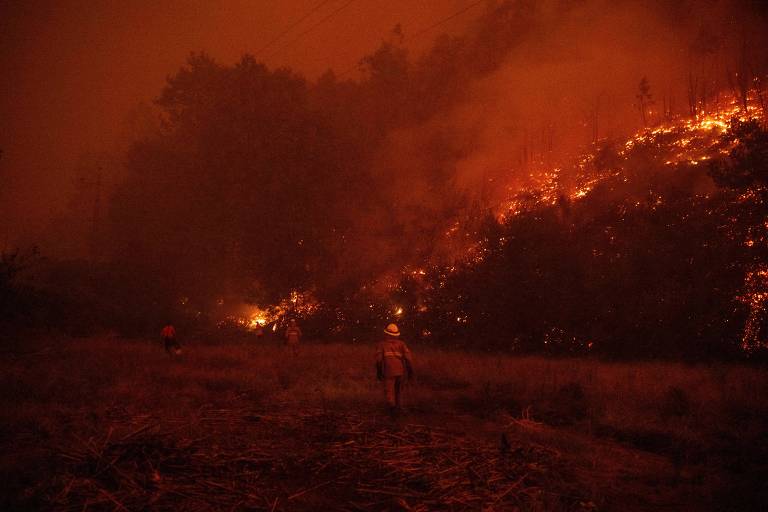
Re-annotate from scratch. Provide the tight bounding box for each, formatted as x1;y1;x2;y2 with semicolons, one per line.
0;0;471;245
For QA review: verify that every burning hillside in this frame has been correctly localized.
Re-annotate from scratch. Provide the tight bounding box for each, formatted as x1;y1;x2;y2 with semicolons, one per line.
497;98;763;220
328;93;768;356
205;92;768;359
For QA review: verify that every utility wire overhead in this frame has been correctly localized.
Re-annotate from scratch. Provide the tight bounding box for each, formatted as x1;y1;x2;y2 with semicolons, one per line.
265;0;357;59
336;0;486;79
410;0;485;39
254;0;336;56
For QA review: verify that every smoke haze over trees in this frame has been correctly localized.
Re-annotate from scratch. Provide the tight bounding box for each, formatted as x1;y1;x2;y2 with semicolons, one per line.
3;0;768;357
107;0;766;292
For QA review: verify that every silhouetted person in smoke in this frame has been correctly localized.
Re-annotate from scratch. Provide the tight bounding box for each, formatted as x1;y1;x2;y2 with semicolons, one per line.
376;323;414;418
284;318;302;356
161;323;181;355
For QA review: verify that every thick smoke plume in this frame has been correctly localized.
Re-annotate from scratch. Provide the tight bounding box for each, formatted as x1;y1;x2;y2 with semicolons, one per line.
354;0;768;276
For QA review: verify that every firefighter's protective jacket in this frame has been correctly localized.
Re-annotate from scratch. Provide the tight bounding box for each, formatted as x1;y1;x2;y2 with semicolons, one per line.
285;325;302;345
161;325;176;339
376;338;413;377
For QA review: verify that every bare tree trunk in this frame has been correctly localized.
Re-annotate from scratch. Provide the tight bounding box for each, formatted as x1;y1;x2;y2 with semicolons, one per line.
592;96;599;143
687;71;698;117
668;94;675;120
714;86;720;114
737;40;751;113
750;64;767;115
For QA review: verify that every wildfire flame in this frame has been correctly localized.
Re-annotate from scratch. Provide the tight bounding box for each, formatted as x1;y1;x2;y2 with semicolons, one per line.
740;267;768;353
401;92;768;352
216;290;321;331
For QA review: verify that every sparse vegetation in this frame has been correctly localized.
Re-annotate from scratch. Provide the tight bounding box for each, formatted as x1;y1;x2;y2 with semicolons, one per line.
2;334;766;510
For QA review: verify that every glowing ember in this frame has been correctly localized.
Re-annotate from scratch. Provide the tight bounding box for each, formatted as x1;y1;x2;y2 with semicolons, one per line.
247;307;269;329
388;92;765;354
216;290;321;332
740;267;768;353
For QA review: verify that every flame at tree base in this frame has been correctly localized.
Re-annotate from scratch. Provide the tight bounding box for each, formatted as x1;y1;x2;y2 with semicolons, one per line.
214;290;321;332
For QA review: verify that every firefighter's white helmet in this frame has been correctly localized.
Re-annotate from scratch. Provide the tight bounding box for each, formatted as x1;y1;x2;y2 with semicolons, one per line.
384;323;400;337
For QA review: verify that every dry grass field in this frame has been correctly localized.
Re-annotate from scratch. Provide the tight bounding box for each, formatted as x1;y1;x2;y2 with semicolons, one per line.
1;333;767;511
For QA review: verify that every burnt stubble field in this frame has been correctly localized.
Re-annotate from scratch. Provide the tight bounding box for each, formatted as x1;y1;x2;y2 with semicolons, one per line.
2;334;767;511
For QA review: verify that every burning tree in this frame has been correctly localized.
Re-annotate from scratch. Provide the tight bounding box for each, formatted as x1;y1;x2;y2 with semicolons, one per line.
708;118;768;353
709;118;768;189
636;77;654;127
377;96;768;358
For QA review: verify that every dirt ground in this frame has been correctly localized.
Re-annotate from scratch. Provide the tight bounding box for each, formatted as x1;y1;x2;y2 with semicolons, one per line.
1;335;766;511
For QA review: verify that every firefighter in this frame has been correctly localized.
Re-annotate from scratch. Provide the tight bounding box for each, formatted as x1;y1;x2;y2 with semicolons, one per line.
284;318;302;356
376;323;414;417
161;323;181;355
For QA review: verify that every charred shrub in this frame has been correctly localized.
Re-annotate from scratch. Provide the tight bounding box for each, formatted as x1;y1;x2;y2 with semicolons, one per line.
538;382;589;425
452;381;519;418
0;247;40;324
415;373;470;391
277;369;296;391
660;386;691;418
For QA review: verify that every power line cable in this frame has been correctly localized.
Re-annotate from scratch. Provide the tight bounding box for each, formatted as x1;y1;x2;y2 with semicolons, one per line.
336;0;486;79
254;0;336;56
410;0;485;39
265;0;357;59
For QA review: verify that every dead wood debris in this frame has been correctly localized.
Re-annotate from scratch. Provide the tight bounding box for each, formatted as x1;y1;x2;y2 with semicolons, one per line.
44;406;591;511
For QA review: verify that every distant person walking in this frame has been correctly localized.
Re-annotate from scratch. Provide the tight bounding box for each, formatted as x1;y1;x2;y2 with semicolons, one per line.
161;323;181;355
376;323;414;417
284;318;302;356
